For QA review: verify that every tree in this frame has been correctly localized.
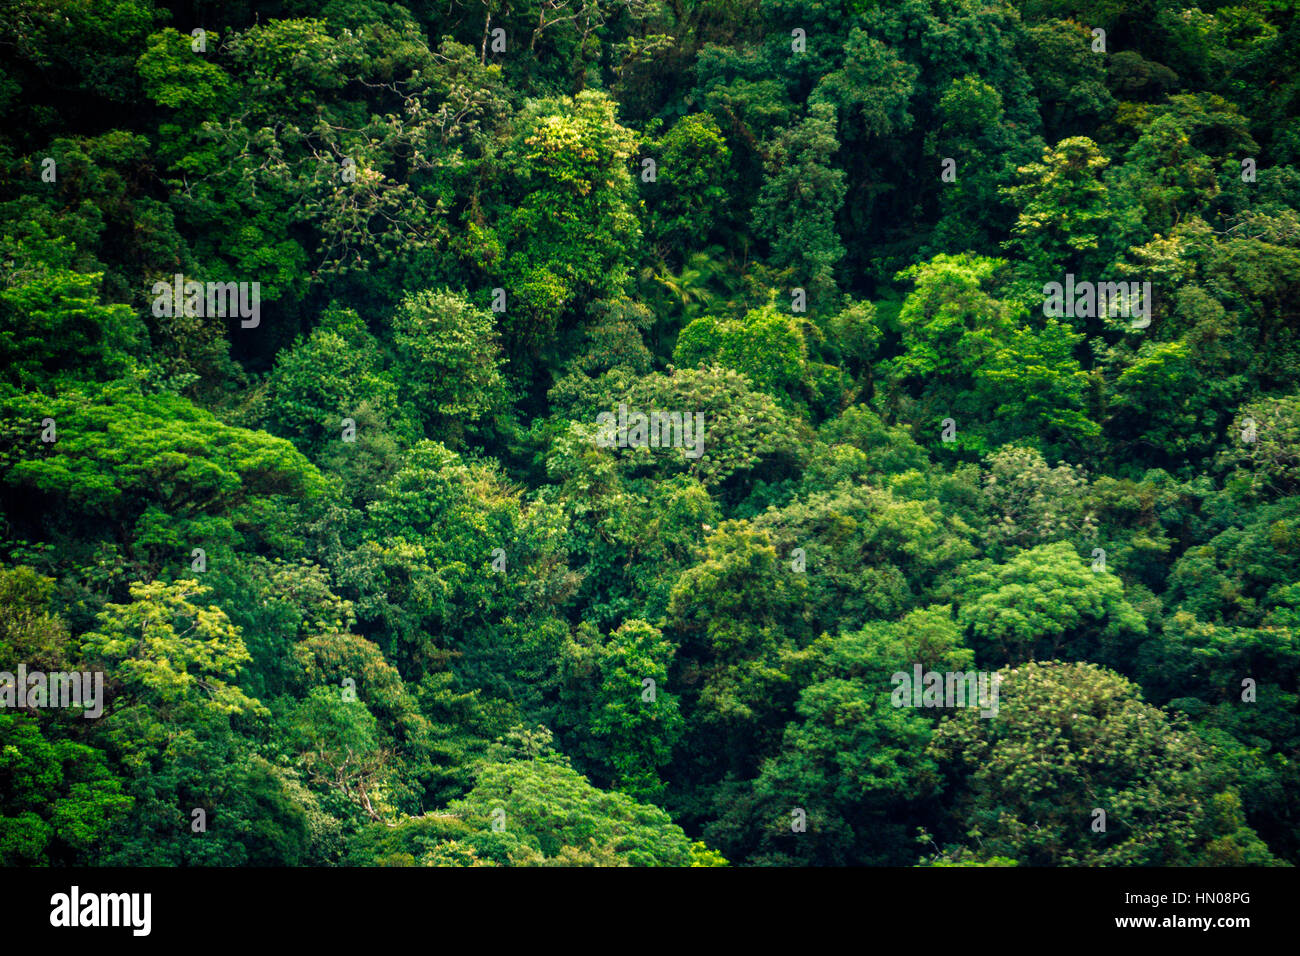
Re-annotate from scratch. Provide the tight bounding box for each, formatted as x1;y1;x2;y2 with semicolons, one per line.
0;234;142;388
958;540;1147;667
928;660;1276;866
0;383;324;572
266;307;401;457
484;90;641;352
645;113;732;257
1165;498;1300;630
752;482;978;636
1003;136;1112;278
981;445;1097;558
444;751;699;866
753;102;846;301
1218;393;1300;500
391;289;507;442
80;578;262;723
76;579;317;865
556;619;684;802
710;607;969;866
672;303;813;411
666;521;815;789
341;440;576;721
0;714;132;865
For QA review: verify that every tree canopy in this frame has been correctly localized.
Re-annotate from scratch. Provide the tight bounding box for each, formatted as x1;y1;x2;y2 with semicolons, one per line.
1;0;1297;869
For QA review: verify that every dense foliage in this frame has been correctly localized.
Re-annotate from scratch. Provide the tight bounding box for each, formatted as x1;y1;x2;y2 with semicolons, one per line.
1;0;1297;867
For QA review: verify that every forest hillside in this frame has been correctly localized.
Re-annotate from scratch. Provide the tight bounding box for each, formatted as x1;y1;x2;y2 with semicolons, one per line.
1;0;1298;867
